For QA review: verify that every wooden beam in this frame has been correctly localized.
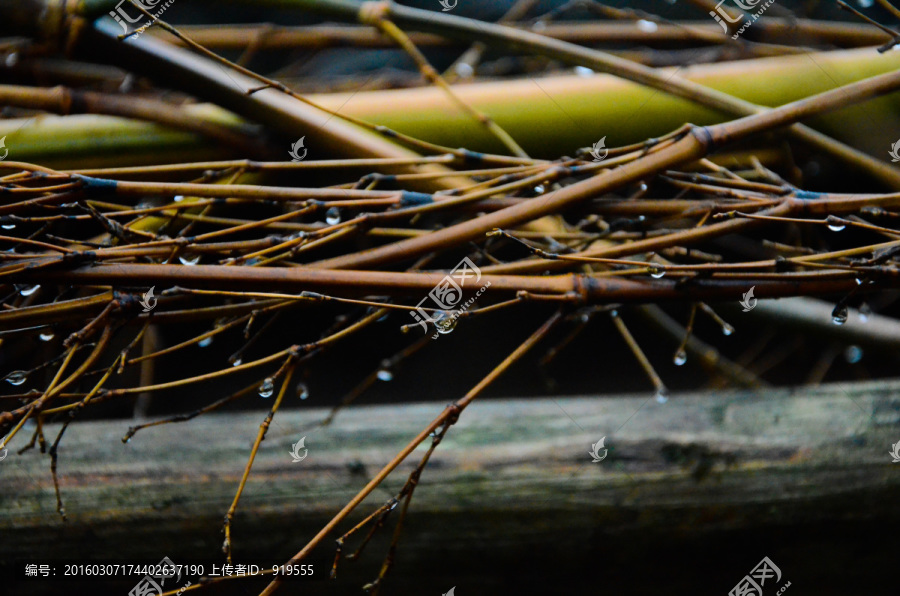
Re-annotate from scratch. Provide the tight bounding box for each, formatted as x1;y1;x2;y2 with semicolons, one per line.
2;382;899;594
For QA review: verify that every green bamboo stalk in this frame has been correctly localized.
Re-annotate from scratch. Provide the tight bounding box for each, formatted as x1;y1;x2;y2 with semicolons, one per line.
0;114;239;170
309;46;900;159
6;47;898;169
0;84;266;154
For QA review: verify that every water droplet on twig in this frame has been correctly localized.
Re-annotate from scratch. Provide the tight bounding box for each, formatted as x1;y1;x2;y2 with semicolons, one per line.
825;215;846;232
325;207;341;225
844;345;863;363
831;304;848;325
118;74;135;93
433;311;457;335
5;370;27;386
573;66;594;77
858;303;871;323
454;63;474;78
654;388;669;404
258;378;274;398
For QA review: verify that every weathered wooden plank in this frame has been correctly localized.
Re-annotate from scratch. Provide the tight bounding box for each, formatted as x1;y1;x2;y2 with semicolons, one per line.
1;381;899;594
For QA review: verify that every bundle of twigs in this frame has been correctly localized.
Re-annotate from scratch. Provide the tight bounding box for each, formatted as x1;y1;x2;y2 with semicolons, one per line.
3;0;900;594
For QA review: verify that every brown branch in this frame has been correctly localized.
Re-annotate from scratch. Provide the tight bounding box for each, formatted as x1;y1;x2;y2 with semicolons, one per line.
259;309;564;595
